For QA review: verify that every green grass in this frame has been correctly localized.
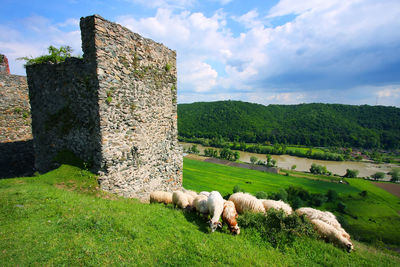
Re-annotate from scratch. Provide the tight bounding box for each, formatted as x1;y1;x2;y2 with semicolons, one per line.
1;163;399;265
183;158;360;196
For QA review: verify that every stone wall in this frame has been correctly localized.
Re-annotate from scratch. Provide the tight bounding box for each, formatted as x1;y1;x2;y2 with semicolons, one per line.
26;15;182;199
0;73;34;177
0;74;31;142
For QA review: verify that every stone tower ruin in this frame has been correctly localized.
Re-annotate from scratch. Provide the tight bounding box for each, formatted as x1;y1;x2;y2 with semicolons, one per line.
26;15;182;199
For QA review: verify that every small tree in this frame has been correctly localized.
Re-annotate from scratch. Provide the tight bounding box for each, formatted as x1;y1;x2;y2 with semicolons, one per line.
389;168;400;182
291;165;297;170
359;190;368;197
233;151;240;161
233;185;244;193
18;45;74;66
371;172;385;181
344;169;359;178
326;189;338;202
250;156;258;164
255;191;268;199
190;144;200;154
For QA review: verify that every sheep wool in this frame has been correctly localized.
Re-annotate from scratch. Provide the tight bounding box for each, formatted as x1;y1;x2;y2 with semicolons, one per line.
193;194;209;215
222;201;240;235
172;191;189;209
199;191;210;197
311;219;353;252
207;191;225;232
261;199;293;215
229;192;265;214
183;188;198;198
149;191;173;205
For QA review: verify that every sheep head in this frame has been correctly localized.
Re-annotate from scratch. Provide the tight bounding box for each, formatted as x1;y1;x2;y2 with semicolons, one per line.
209;220;222;232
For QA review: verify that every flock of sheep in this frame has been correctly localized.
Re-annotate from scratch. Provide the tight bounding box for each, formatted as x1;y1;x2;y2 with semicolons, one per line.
150;189;353;252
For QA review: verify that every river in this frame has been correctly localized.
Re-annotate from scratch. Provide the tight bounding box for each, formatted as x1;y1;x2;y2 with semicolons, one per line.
180;142;396;179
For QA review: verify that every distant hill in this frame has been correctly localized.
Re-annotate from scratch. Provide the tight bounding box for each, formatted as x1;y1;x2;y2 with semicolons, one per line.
177;101;400;149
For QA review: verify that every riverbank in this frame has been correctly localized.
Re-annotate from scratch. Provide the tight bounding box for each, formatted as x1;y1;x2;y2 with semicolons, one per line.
181;142;397;179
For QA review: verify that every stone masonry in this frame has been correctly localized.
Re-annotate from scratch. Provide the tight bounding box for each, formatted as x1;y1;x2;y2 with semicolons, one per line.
26;15;182;199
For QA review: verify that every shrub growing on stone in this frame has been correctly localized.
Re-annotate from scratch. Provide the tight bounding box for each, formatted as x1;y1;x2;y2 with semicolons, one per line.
18;45;75;66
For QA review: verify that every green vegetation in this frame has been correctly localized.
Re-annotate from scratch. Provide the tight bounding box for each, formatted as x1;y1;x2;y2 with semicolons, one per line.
371;172;385;180
183;158;400;246
178;101;400;149
344;169;359;178
18;45;77;66
310;163;330;175
389;168;400;182
0;160;399;265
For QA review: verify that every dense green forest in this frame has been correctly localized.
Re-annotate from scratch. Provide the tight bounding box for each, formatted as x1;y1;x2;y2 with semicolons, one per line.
177;101;400;149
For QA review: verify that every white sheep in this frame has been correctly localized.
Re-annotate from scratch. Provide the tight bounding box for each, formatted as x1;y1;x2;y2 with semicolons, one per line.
193;194;209;215
172;191;190;209
311;219;354;252
149;191;173;205
228;192;265;214
222;200;240;235
261;199;293;215
207;191;224;232
199;191;210;197
296;207;350;240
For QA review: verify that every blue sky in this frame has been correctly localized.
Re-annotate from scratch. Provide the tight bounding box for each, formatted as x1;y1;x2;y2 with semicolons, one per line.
1;0;400;106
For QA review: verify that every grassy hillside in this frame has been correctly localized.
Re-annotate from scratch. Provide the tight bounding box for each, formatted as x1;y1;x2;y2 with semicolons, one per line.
1;163;399;265
178;101;400;149
183;158;400;245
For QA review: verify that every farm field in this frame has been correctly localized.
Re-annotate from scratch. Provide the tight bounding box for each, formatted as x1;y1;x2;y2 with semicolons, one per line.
0;163;399;265
183;158;400;246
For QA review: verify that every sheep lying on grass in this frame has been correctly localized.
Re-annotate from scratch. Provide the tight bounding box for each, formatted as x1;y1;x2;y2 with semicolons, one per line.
208;191;224;232
296;207;350;240
261;199;293;215
229;192;265;214
149;191;173;205
193;194;209;216
311;219;354;252
222;201;240;235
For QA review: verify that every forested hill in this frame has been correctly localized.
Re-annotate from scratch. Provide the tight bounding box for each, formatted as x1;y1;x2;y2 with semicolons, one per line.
177;101;400;149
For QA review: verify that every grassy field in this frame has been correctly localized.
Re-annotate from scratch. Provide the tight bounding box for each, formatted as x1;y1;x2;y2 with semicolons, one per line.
183;158;400;246
183;158;360;196
1;163;400;265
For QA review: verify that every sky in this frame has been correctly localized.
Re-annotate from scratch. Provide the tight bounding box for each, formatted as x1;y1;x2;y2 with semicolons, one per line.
1;0;400;107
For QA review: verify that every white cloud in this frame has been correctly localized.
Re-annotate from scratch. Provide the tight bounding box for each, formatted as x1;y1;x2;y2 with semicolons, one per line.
124;0;195;9
0;16;81;75
180;60;218;92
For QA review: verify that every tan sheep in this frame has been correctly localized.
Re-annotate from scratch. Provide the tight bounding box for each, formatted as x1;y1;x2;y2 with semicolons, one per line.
311;219;353;252
261;199;293;215
183;188;198;198
172;191;190;209
228;192;265;214
296;207;350;240
193;194;209;215
149;191;173;205
222;200;240;235
296;207;351;241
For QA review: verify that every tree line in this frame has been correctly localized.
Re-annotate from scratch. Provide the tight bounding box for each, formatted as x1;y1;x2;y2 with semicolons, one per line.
178;101;400;149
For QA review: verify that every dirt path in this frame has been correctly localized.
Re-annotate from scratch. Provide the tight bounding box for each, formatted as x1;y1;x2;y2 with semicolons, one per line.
372;182;400;198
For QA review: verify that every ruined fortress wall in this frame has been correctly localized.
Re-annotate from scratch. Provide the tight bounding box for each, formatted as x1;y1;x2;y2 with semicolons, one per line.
26;15;182;199
0;73;34;177
26;57;101;171
80;15;182;197
0;74;31;142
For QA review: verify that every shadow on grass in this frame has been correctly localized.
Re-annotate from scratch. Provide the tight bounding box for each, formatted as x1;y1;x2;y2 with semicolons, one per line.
165;205;210;233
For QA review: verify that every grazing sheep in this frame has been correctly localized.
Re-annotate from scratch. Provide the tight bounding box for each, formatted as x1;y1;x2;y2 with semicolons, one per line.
296;207;350;239
296;207;351;241
311;219;354;252
207;191;224;232
185;193;195;207
193;194;209;215
172;191;190;209
149;191;173;205
199;191;210;197
222;200;240;235
261;199;293;215
229;192;265;214
183;188;198;198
